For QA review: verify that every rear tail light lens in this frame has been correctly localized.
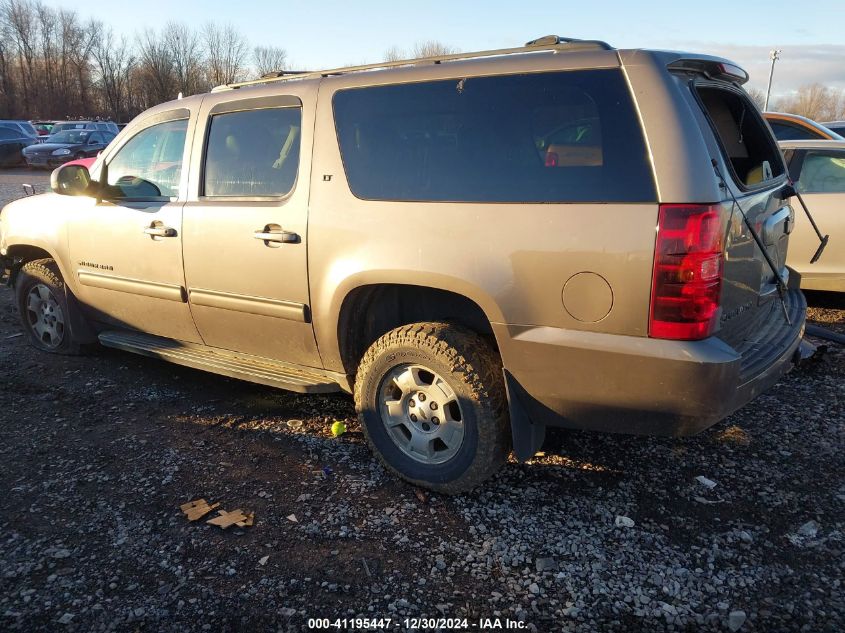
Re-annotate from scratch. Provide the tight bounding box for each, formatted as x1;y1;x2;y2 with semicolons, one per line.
649;204;724;340
545;151;559;167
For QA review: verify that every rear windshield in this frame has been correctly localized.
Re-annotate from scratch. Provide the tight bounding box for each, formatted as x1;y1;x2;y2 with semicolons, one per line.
333;69;656;203
695;86;784;187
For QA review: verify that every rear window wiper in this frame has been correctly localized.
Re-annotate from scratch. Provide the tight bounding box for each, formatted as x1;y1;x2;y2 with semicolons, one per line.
779;181;829;264
712;159;791;325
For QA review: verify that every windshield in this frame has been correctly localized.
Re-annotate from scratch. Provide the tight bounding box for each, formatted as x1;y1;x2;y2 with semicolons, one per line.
50;130;91;144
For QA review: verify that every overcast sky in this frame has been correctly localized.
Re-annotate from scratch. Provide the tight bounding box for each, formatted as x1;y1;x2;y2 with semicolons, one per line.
41;0;845;97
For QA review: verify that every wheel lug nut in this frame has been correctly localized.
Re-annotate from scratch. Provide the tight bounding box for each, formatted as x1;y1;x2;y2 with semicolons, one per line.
430;402;438;410
432;417;440;425
418;393;426;402
408;399;416;407
410;414;418;422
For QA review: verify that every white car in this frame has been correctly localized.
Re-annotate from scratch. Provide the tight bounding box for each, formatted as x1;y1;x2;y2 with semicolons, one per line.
780;139;845;291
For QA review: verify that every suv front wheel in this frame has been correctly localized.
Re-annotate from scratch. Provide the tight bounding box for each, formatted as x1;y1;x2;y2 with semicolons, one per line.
354;322;511;493
15;258;82;355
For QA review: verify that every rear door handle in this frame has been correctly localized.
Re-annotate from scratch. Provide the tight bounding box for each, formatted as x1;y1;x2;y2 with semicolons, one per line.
254;225;299;244
144;225;177;238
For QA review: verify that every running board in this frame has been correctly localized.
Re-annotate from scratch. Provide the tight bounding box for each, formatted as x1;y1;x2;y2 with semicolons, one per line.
98;330;344;394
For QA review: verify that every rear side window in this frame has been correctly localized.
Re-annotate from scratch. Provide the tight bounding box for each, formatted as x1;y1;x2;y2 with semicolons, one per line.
203;107;301;197
333;69;656;203
696;86;784;187
0;127;16;140
796;151;845;193
768;120;822;141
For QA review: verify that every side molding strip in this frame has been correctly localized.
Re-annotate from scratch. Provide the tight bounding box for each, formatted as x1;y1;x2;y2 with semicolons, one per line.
188;288;308;322
78;270;187;302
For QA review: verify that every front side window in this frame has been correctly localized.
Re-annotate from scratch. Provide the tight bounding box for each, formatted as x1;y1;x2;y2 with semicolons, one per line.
333;69;656;203
796;151;845;193
106;119;187;199
203;107;301;197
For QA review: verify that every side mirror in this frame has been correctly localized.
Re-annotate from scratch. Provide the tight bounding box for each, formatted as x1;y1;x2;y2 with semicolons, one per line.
51;163;93;196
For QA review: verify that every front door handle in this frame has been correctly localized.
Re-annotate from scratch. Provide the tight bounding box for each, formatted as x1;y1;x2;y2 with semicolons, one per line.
254;225;299;244
144;224;177;238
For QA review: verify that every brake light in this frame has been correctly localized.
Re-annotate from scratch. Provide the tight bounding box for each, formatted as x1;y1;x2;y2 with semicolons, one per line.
649;204;724;340
545;151;559;167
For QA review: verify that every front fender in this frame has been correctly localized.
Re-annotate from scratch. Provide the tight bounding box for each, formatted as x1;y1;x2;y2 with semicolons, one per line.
1;192;77;293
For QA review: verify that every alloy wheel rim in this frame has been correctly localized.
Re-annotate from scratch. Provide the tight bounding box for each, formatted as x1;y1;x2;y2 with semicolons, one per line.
378;363;465;465
26;283;65;349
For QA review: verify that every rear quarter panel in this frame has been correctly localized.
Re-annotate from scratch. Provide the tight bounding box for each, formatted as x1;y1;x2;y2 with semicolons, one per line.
308;55;661;373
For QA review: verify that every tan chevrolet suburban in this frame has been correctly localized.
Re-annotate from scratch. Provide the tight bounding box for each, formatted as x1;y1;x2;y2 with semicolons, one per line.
0;37;809;492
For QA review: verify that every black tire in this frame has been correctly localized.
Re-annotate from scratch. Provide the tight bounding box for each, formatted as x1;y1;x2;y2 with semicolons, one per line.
15;258;82;355
354;322;511;494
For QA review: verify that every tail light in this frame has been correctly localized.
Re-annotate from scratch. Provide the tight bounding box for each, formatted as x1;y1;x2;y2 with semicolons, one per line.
545;152;559;167
649;204;724;340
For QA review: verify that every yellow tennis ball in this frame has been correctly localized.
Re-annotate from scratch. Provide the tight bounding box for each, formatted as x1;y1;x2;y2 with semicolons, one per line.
331;421;347;437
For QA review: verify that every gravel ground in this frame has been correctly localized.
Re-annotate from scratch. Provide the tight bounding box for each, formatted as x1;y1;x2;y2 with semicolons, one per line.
0;176;843;632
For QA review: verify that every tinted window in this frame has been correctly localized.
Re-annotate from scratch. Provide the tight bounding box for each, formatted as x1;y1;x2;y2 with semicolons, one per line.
203;107;301;197
768;121;821;141
106;119;187;199
333;69;656;203
0;127;17;140
796;151;845;193
89;133;104;144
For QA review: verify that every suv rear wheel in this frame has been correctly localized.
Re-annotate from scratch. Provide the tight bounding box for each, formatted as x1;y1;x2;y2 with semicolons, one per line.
15;258;82;355
354;322;510;493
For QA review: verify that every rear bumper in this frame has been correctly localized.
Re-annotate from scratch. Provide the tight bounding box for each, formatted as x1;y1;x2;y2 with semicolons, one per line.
496;289;807;437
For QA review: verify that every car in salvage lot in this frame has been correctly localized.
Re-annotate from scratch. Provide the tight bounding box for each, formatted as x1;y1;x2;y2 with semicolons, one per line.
765;112;844;141
0;125;36;167
21;129;115;169
781;139;845;291
0;36;812;492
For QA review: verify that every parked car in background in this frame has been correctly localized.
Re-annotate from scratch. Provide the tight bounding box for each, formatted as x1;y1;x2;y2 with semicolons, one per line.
22;129;115;168
765;112;843;141
48;120;119;138
0;126;36;166
821;121;845;137
1;37;809;491
0;120;39;141
780;139;845;291
31;121;54;137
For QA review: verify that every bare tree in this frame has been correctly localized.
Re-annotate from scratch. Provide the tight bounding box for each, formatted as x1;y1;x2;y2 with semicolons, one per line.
746;87;766;111
384;45;404;62
164;21;205;97
412;40;458;58
136;28;177;106
253;45;287;76
203;22;248;86
775;83;843;122
5;0;38;113
92;24;134;121
384;40;458;62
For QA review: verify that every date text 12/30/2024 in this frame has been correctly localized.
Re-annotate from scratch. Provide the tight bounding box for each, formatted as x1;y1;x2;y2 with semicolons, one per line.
307;617;528;630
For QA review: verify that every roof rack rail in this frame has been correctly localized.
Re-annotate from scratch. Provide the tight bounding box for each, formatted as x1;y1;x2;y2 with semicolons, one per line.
212;35;615;92
259;70;311;79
